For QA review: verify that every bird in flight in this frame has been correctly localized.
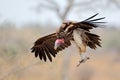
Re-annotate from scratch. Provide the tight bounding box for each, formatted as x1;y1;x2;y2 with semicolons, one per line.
31;13;105;66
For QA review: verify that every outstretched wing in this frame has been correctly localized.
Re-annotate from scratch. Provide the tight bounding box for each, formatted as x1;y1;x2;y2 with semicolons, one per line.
74;13;106;31
31;33;72;62
62;13;105;33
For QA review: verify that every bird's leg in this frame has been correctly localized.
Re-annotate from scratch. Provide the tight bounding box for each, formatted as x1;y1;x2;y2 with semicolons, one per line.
80;54;90;62
77;49;90;67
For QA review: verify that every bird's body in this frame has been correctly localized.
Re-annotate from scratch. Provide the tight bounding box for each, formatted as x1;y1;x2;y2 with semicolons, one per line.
73;29;86;53
31;13;105;65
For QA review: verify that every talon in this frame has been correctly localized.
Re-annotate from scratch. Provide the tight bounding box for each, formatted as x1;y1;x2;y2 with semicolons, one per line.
76;63;81;67
80;59;85;63
76;59;85;67
76;57;90;67
86;57;90;60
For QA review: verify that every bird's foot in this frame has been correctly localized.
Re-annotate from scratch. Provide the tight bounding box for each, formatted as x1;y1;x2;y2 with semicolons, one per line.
76;57;90;67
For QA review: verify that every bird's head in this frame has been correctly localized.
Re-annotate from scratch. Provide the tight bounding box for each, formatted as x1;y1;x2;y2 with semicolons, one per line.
54;32;66;50
54;38;64;50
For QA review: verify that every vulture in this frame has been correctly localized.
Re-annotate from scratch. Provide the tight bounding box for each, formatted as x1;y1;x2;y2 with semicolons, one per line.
31;13;105;66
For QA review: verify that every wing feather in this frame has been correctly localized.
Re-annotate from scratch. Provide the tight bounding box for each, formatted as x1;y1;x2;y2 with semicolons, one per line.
41;46;47;62
44;45;52;62
43;45;52;62
44;42;56;57
38;47;43;60
35;47;39;57
84;13;99;21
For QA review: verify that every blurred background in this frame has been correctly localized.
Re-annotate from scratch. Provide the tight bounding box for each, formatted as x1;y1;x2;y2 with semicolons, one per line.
0;0;120;80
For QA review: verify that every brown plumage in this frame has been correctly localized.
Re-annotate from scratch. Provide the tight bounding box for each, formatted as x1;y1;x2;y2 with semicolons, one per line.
31;13;105;62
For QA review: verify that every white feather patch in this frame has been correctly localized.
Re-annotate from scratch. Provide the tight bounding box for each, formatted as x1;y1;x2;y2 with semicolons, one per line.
73;29;86;53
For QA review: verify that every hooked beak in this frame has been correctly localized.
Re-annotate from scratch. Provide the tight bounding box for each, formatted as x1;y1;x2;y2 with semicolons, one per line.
54;44;59;50
54;39;64;50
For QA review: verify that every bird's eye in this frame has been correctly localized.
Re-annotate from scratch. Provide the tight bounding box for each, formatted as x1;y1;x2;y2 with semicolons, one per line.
59;35;62;38
57;32;66;39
